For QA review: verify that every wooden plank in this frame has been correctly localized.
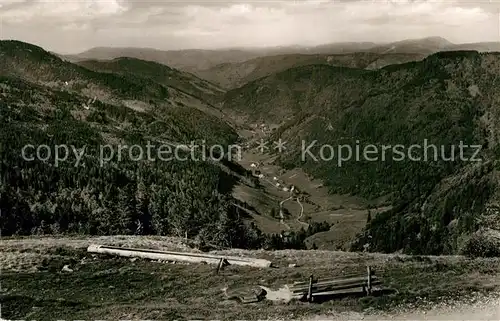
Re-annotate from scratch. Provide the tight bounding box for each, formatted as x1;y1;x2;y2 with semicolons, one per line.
292;282;374;293
292;272;373;286
292;274;377;287
293;269;375;285
290;277;366;290
215;258;230;274
312;280;382;297
289;276;378;292
367;266;372;295
307;275;314;302
292;280;382;295
312;287;364;297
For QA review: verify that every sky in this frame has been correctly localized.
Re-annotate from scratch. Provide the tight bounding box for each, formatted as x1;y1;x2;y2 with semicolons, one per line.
0;0;499;54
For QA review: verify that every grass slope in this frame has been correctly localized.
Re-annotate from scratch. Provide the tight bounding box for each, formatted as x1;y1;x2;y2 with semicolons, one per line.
1;237;500;320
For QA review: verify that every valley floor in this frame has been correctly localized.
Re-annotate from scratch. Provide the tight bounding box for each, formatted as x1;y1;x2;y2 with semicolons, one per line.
232;135;388;250
1;236;500;320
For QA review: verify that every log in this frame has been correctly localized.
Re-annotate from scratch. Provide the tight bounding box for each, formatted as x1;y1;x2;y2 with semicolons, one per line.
87;244;272;268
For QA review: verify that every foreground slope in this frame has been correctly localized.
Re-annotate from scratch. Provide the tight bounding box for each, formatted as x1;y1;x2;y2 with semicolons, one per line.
223;51;500;255
1;236;499;320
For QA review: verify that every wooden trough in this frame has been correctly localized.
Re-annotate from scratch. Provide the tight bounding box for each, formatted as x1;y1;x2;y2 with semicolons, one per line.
87;244;272;268
289;266;380;302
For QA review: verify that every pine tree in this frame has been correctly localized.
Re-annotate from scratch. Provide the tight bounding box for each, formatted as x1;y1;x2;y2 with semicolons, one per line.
135;180;151;234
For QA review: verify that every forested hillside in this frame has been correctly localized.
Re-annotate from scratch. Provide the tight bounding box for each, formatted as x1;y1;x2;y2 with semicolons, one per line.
0;40;331;251
2;39;499;256
0;41;172;104
76;57;225;105
0;75;245;245
0;41;243;245
198;52;425;89
223;51;500;255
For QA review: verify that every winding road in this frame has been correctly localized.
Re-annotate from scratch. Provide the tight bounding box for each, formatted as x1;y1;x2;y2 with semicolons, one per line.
251;165;309;231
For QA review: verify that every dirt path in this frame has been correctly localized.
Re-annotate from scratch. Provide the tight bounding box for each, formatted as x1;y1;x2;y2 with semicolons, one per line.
251;164;305;231
278;196;293;230
301;293;500;321
250;157;309;231
296;197;309;228
238;128;372;247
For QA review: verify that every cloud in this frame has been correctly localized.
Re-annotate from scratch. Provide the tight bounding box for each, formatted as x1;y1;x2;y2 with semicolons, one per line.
0;0;498;53
0;0;28;8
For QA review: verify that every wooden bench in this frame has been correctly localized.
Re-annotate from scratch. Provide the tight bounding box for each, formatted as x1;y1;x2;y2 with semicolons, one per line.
288;266;380;302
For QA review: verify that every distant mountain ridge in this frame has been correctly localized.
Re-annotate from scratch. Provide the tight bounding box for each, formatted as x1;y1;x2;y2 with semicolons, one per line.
196;52;427;89
63;37;500;89
61;47;264;74
64;37;500;69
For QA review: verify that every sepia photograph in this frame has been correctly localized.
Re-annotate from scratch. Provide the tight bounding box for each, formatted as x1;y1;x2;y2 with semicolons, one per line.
1;0;500;320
